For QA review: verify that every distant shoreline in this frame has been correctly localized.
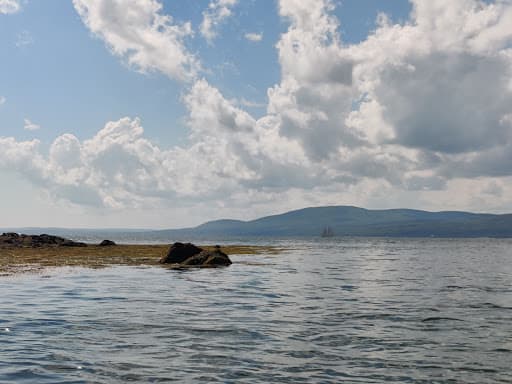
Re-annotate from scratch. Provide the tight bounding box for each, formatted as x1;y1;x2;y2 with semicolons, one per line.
5;205;511;238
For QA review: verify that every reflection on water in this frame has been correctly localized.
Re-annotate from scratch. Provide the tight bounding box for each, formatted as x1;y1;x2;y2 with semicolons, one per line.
1;238;512;383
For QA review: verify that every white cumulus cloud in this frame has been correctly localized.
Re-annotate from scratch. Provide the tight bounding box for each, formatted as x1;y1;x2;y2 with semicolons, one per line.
3;0;512;221
200;0;238;43
23;119;40;131
73;0;199;82
244;32;263;42
0;0;20;14
15;30;34;48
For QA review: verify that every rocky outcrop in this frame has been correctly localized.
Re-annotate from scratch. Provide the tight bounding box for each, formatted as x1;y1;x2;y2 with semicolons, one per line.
159;243;232;267
181;247;232;266
99;240;116;246
159;242;203;264
0;233;87;248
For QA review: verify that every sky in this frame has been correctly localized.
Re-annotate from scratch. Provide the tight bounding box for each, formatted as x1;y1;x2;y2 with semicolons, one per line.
1;0;512;229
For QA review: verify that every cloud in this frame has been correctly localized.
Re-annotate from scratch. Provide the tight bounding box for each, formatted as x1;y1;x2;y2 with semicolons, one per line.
375;53;512;153
3;0;512;221
0;0;20;14
268;0;360;161
482;181;504;197
238;98;265;108
73;0;198;82
270;0;512;165
0;81;419;211
349;0;512;149
0;96;5;105
23;119;40;131
200;0;238;43
0;137;45;184
16;30;34;48
0;116;258;208
244;32;263;42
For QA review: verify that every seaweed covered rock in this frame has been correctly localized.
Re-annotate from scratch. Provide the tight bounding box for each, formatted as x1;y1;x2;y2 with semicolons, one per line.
159;243;232;267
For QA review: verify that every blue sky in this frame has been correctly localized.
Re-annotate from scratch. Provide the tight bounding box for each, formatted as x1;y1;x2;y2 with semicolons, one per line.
1;0;511;228
0;0;410;144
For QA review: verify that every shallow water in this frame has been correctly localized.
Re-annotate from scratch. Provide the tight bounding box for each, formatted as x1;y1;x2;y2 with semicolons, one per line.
1;237;512;383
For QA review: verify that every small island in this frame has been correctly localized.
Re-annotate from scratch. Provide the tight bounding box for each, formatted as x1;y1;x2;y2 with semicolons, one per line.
0;232;280;276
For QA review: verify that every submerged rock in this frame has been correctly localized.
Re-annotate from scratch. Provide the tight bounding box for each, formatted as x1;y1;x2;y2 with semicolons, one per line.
99;240;116;247
159;243;232;267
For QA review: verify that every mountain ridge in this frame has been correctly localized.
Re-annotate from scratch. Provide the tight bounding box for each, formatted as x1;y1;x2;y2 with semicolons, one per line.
4;206;511;238
150;206;512;238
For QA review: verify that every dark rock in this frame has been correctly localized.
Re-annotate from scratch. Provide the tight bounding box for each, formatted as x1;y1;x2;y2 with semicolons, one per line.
181;248;232;267
99;240;116;247
160;243;232;267
61;240;88;247
159;242;202;264
179;251;209;266
36;234;63;246
0;233;87;248
204;250;232;266
0;233;20;246
2;232;19;238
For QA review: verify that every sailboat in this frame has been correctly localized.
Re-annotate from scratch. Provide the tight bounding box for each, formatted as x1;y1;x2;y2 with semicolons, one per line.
321;226;334;237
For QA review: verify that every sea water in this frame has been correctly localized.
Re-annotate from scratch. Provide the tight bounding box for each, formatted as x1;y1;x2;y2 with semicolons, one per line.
1;237;511;383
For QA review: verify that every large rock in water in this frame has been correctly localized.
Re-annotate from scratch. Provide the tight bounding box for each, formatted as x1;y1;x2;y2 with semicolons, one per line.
159;242;203;264
159;243;232;267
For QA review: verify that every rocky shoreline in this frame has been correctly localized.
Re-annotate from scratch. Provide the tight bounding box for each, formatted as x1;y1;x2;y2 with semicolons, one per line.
0;232;88;248
0;233;271;272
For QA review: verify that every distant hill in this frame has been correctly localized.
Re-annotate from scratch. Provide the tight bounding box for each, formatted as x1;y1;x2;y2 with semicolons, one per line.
4;206;512;239
149;206;512;238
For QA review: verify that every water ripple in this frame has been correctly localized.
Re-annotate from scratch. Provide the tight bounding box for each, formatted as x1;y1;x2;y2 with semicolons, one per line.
1;238;512;383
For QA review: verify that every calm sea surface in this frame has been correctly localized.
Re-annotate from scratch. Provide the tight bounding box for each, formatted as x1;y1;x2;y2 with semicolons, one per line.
1;237;512;383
